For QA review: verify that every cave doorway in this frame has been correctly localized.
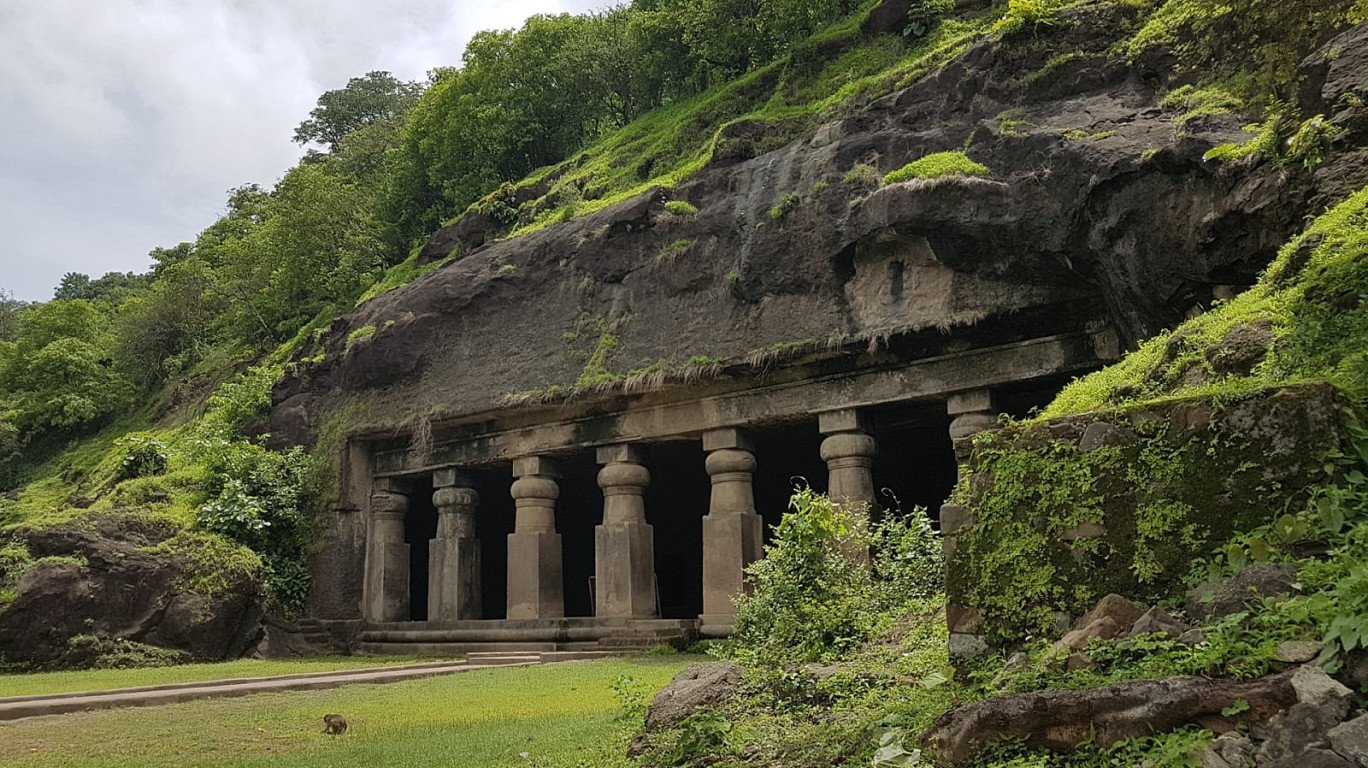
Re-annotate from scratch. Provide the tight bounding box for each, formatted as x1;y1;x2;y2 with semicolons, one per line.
556;450;602;618
468;464;516;620
750;418;830;543
864;400;959;530
643;440;711;619
404;476;438;622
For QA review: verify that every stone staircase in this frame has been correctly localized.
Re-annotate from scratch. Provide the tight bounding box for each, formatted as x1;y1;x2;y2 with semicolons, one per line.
596;619;698;650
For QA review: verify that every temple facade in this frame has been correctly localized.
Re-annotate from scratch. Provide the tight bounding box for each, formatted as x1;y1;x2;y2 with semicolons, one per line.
303;327;1117;653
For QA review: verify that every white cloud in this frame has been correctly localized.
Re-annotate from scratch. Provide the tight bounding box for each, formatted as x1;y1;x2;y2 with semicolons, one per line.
0;0;602;300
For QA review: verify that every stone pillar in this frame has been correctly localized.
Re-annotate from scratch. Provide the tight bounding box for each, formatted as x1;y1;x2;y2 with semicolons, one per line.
428;469;481;622
947;389;998;462
507;456;565;620
819;409;877;507
594;444;657;618
363;479;409;623
944;389;996;660
700;429;763;634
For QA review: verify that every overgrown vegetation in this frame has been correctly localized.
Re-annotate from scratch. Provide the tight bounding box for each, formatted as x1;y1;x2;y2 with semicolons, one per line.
882;151;990;184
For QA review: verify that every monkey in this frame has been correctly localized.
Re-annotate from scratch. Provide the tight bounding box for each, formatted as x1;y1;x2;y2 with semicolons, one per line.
322;714;348;735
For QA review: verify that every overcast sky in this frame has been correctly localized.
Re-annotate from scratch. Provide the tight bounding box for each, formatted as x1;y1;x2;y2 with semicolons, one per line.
0;0;602;301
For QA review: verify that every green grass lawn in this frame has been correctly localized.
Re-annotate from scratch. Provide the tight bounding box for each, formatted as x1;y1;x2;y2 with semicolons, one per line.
0;656;693;768
0;656;447;698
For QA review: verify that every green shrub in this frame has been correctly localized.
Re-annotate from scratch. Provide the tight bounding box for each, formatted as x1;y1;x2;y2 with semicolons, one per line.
883;151;990;184
114;433;169;481
728;488;942;669
843;163;882;188
345;324;377;350
1288;115;1343;170
769;192;802;221
993;0;1065;37
664;200;699;216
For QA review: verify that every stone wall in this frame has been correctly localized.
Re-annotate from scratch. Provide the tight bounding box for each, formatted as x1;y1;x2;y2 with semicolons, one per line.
944;383;1352;656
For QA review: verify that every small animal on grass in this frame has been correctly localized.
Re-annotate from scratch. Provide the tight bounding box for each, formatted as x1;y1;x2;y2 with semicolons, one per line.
322;714;348;735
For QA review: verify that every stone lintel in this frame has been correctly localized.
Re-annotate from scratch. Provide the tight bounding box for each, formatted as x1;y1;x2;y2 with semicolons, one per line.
596;443;645;465
372;331;1110;476
702;427;754;453
818;408;866;435
947;389;994;416
432;468;474;489
513;456;562;478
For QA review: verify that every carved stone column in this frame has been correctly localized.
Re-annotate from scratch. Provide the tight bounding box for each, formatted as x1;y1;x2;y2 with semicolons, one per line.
944;389;996;660
947;389;998;462
507;456;565;620
428;469;481;622
819;409;877;507
363;479;409;623
700;429;763;635
594;444;657;618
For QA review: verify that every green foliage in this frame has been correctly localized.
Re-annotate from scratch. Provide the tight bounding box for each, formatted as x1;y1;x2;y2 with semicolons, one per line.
1047;183;1368;415
1287;114;1344;170
994;0;1065;38
1160;82;1245;125
728;488;943;668
883;151;990;184
769;191;802;221
664;200;699;215
346;324;377;350
114;433;168;481
292;70;422;153
1125;0;1366;99
843;162;882;188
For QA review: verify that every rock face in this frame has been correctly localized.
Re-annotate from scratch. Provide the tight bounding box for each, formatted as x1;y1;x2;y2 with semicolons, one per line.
0;515;264;667
1187;564;1300;622
271;6;1353;442
921;666;1350;765
642;662;745;733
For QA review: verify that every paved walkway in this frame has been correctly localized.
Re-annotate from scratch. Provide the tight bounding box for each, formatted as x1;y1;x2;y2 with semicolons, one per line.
0;657;544;722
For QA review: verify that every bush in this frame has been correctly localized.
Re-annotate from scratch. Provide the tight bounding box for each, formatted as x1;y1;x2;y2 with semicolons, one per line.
883;151;989;184
728;488;942;669
664;200;699;215
114;433;169;481
993;0;1065;37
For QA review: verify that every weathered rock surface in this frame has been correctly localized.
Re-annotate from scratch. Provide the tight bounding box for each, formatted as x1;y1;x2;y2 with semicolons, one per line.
921;669;1304;764
0;515;264;667
272;7;1360;442
642;662;744;733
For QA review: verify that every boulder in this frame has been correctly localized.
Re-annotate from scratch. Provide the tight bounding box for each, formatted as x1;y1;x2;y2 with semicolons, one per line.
1128;606;1189;640
920;670;1300;765
0;516;264;667
1328;714;1368;767
1254;666;1353;765
642;662;744;733
1276;640;1323;664
1186;564;1298;622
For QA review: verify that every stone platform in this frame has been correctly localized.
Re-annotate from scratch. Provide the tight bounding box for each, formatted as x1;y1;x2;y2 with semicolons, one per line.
353;617;699;655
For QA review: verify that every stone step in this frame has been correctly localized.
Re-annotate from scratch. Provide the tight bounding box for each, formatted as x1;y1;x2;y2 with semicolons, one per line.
356;641;602;656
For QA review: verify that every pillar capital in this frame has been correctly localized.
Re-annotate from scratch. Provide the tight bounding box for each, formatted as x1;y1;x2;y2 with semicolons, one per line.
818;408;867;435
702;427;754;453
432;468;473;489
368;487;408;518
596;443;645;465
513;455;562;479
947;389;994;417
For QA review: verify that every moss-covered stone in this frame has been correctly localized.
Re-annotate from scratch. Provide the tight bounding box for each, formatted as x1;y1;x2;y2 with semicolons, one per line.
948;383;1351;645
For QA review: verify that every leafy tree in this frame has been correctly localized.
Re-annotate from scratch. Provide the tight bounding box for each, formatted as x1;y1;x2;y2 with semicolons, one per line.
115;258;223;385
53;271;150;306
0;288;22;342
293;71;423;153
0;301;128;432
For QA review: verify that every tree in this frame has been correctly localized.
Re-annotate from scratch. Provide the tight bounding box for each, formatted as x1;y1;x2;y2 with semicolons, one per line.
116;258;223;385
293;71;423;153
0;300;128;433
0;288;22;342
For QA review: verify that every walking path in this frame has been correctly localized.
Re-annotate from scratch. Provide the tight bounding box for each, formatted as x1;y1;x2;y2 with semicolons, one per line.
0;651;620;722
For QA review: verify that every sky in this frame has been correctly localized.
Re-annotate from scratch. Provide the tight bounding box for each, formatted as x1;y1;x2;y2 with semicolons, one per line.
0;0;602;301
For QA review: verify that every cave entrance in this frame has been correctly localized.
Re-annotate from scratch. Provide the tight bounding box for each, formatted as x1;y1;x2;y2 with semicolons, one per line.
404;476;438;622
864;400;959;530
644;440;711;619
556;450;602;618
750;418;830;543
469;464;516;619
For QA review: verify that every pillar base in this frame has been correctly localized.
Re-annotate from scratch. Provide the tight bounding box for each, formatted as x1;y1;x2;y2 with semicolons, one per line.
701;512;762;618
698;614;738;638
367;540;410;623
507;530;565;620
594;521;657;618
429;536;480;621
